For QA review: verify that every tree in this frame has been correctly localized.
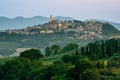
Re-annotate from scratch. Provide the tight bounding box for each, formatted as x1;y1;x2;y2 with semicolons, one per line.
62;54;72;63
87;42;102;60
85;46;89;56
107;53;120;68
31;59;43;70
43;63;69;80
81;47;85;57
105;39;119;57
27;68;45;80
71;54;83;65
51;45;61;54
66;42;79;51
80;69;101;80
75;58;94;73
0;57;32;80
115;39;118;53
66;67;76;80
96;60;104;69
74;59;94;80
28;62;69;80
20;49;43;61
62;42;79;52
101;41;105;58
61;46;68;53
62;52;83;65
45;47;53;56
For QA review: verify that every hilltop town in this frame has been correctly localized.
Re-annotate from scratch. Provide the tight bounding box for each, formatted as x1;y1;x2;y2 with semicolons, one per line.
5;15;120;40
5;16;102;40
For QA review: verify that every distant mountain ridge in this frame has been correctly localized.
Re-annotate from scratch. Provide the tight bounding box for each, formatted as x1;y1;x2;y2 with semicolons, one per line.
0;16;120;31
0;16;74;30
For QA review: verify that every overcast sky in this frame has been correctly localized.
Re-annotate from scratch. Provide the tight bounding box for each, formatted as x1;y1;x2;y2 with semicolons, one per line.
0;0;120;23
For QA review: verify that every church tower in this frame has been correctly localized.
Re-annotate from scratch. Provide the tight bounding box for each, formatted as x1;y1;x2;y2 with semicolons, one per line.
50;15;53;22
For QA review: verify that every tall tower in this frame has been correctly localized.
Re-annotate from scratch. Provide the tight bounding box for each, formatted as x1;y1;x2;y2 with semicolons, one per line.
50;15;53;22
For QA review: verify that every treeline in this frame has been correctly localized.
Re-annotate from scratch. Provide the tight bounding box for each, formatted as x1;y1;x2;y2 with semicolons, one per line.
45;39;120;60
45;42;79;56
0;48;120;80
81;39;120;60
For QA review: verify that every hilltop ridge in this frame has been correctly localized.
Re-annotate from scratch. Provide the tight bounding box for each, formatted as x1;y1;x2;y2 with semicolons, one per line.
5;18;120;40
0;16;120;31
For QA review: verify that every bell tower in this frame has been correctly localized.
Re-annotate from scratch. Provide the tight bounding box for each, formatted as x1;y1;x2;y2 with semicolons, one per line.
50;15;53;22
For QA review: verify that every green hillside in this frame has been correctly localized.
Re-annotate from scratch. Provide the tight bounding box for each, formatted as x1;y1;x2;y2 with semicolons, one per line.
0;39;120;80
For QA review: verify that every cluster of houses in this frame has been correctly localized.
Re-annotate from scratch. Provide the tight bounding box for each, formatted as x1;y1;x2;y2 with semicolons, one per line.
6;15;104;40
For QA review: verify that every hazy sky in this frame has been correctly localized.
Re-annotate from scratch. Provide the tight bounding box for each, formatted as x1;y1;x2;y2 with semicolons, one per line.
0;0;120;23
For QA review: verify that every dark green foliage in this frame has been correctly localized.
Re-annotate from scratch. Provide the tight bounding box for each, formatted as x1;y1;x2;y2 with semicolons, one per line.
96;60;104;69
51;45;61;54
27;68;44;80
44;64;69;80
86;41;102;60
81;39;120;60
62;54;72;63
66;42;79;50
81;47;85;56
74;59;94;73
28;62;70;80
75;59;94;80
45;47;53;56
107;53;120;68
101;41;105;58
66;67;76;80
53;60;64;64
66;58;95;80
105;39;119;57
61;53;83;65
20;49;43;61
45;45;61;56
0;57;32;80
79;69;101;80
31;59;43;70
45;42;79;55
61;42;79;53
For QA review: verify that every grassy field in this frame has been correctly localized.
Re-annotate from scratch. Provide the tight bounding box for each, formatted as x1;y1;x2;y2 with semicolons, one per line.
42;58;60;65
